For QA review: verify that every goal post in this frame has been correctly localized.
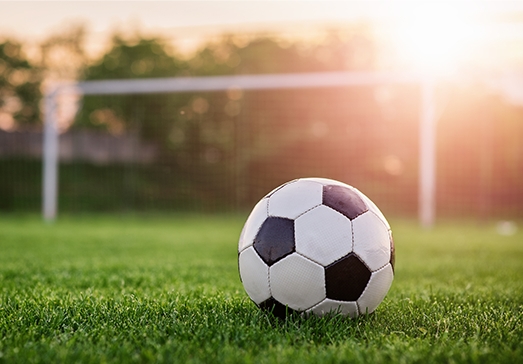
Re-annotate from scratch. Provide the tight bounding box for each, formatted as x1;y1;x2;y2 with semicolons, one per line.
42;88;60;222
42;71;436;226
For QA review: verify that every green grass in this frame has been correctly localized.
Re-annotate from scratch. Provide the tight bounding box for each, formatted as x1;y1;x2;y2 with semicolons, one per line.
0;215;522;363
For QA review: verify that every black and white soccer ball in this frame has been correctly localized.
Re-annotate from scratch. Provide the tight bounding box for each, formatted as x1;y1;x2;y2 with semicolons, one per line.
238;178;395;318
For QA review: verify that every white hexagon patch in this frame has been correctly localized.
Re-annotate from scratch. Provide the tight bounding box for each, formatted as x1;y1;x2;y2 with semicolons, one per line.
295;205;352;266
238;246;271;304
268;180;323;219
270;253;326;311
353;188;390;229
357;263;393;315
308;298;359;318
352;211;391;271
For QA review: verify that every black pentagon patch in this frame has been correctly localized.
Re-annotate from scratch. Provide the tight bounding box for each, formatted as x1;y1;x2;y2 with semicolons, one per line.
390;233;395;273
323;185;368;220
253;217;295;266
258;297;299;319
325;253;371;301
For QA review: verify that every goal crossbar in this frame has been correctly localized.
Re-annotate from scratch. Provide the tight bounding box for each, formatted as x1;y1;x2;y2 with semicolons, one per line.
61;71;423;95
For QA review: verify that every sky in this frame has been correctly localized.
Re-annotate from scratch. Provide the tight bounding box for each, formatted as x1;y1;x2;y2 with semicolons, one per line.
2;1;523;41
2;1;523;80
1;1;402;40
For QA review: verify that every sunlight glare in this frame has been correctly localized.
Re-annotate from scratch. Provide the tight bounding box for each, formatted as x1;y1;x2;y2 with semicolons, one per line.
392;5;483;75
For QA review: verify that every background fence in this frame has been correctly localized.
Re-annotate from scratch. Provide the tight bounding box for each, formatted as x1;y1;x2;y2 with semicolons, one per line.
1;72;522;223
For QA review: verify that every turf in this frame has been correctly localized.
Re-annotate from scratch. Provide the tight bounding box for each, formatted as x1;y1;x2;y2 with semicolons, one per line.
0;215;522;363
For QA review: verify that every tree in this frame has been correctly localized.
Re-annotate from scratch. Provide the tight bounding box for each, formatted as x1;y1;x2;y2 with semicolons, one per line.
77;34;190;138
0;40;41;129
84;34;187;80
39;24;88;82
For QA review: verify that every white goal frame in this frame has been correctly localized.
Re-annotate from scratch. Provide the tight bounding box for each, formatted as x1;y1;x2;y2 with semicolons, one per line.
43;71;436;227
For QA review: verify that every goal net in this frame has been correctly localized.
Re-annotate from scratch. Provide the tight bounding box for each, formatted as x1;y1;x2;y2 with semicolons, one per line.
42;72;437;224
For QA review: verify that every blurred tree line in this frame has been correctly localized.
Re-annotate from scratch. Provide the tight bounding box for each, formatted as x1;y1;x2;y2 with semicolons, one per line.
1;24;380;128
0;25;522;217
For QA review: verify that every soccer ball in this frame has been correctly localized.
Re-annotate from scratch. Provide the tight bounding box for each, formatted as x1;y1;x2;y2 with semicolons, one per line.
238;177;395;318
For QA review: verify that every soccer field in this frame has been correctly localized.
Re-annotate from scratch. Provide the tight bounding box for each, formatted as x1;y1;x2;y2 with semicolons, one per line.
0;215;522;363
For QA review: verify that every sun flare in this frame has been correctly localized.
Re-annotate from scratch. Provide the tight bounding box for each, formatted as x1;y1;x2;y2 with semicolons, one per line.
391;5;482;75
